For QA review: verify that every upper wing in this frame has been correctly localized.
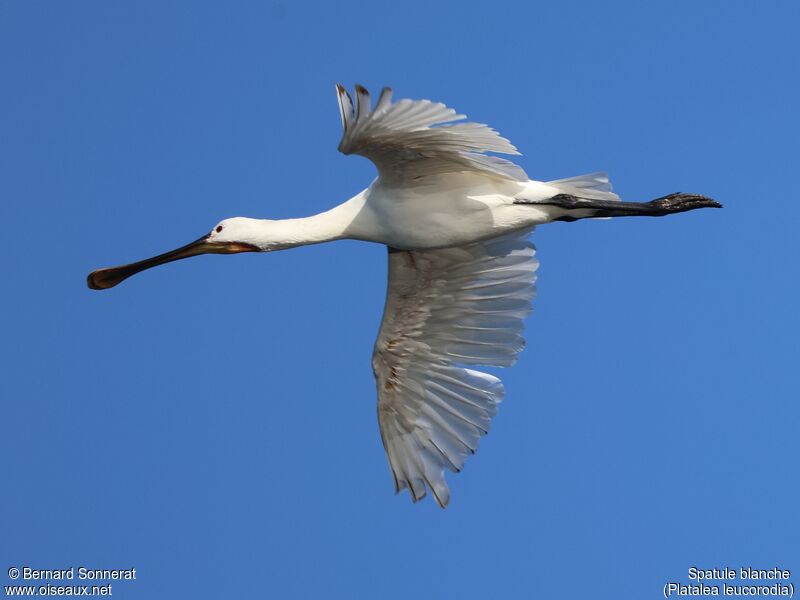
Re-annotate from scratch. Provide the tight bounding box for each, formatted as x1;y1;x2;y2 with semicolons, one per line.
372;229;538;507
336;84;527;184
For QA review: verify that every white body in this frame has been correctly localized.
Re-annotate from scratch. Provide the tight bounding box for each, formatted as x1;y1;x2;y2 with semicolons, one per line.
339;174;558;249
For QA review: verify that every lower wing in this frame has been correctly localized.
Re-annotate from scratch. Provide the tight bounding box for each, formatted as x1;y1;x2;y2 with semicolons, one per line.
372;229;538;507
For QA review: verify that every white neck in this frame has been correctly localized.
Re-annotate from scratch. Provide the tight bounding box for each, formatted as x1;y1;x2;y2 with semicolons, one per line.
222;193;368;251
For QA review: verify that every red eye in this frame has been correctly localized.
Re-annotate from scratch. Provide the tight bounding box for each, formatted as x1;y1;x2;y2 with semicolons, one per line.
216;225;223;233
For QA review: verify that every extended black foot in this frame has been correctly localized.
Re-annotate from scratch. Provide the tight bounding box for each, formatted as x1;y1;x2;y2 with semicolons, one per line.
646;193;722;215
521;192;722;220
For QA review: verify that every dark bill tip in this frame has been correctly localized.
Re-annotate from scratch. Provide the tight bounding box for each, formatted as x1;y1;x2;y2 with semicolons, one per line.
88;267;128;290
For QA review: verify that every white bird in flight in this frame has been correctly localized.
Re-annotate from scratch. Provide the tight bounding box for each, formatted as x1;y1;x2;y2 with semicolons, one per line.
88;85;720;507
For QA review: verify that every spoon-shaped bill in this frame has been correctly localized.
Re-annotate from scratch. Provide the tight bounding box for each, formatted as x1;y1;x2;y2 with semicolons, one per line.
87;235;258;290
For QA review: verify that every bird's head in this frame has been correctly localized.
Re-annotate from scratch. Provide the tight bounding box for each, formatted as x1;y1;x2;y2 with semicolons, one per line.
207;217;276;249
87;217;270;290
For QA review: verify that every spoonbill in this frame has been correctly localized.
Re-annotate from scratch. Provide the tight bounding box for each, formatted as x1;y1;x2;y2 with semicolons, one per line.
88;85;720;507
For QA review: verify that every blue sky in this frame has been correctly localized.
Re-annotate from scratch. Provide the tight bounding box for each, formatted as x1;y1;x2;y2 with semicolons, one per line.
2;1;798;598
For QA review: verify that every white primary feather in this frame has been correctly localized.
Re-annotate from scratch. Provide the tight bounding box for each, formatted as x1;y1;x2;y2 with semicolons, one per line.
336;84;528;184
372;229;538;507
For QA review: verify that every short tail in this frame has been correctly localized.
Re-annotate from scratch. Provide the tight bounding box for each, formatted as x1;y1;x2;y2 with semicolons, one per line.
547;172;620;202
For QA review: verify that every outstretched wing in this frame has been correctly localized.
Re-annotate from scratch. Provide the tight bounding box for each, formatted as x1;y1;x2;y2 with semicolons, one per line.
336;84;527;184
372;230;538;507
